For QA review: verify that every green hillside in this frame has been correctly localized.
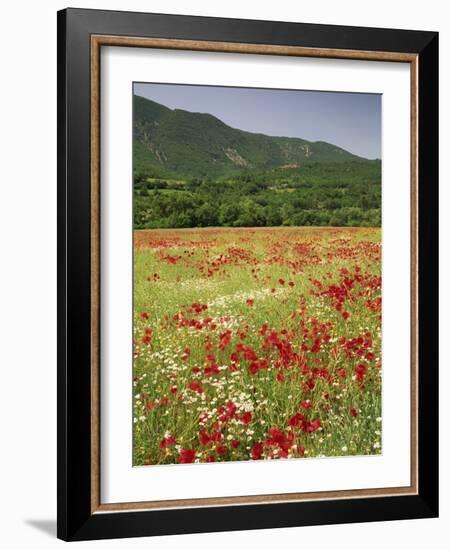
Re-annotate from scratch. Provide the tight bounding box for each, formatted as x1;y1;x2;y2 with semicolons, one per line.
133;94;381;229
133;94;367;180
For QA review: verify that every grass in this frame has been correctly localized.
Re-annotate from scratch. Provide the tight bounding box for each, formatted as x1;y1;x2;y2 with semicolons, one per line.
133;226;382;466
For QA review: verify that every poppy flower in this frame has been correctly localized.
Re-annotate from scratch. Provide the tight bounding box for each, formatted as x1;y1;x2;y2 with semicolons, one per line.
199;430;211;446
204;363;220;376
304;418;321;433
188;381;204;394
178;449;196;464
239;411;253;425
251;442;264;460
159;435;176;449
355;364;367;376
226;401;237;418
288;412;305;428
276;371;285;383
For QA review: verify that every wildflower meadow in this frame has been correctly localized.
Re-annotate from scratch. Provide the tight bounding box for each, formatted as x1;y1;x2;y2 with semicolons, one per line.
133;227;382;466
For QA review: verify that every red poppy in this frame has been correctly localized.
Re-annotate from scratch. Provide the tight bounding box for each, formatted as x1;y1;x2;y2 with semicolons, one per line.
355;364;367;377
204;363;220;376
304;418;321;433
239;411;253;425
178;449;196;464
219;330;232;350
188;381;204;394
266;427;294;453
243;347;258;361
267;427;285;445
199;430;211;446
248;362;259;375
288;412;305;428
251;442;264;460
159;435;176;449
226;400;237;418
276;371;285;383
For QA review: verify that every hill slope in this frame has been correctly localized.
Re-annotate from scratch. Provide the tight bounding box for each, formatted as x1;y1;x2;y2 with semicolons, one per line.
133;94;368;179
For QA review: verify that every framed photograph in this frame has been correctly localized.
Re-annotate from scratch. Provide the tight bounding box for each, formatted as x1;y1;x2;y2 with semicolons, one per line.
57;8;438;541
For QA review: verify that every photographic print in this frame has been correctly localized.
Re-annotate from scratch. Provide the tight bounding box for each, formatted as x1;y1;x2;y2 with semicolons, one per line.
132;83;382;466
58;10;438;539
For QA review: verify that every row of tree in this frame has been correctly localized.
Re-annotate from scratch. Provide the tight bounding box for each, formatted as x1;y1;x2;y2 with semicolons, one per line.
133;161;381;228
134;193;380;228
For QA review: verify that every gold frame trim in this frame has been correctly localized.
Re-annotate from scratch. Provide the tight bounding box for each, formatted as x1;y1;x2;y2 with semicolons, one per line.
90;35;419;514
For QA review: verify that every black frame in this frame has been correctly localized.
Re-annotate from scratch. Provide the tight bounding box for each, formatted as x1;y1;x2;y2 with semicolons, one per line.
57;8;438;541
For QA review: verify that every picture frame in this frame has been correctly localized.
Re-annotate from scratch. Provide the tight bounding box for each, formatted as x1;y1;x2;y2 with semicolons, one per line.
57;7;438;541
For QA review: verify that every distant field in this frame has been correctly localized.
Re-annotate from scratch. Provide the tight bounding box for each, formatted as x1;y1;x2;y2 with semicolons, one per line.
133;227;382;466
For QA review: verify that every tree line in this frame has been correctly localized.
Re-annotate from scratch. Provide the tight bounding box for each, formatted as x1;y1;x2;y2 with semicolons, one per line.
133;162;381;229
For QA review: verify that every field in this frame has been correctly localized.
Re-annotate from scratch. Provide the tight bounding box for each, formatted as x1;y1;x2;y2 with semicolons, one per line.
133;227;382;466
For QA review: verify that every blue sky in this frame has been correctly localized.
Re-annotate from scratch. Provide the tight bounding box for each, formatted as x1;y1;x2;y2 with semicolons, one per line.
134;82;381;160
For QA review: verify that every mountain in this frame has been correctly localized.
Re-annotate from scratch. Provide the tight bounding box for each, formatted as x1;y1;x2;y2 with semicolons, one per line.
133;95;369;180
